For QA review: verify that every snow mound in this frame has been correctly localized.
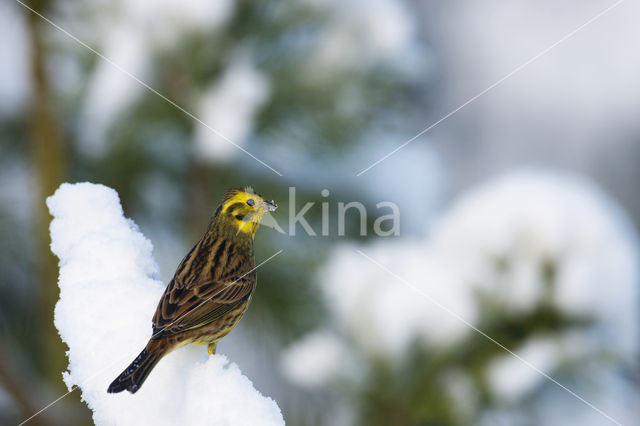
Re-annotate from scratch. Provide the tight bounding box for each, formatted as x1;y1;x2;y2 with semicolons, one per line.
47;182;284;426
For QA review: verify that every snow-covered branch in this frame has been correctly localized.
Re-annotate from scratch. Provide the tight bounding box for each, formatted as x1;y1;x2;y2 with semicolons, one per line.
48;182;284;426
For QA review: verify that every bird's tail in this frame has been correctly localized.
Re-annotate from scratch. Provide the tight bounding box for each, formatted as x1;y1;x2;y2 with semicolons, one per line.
107;341;165;394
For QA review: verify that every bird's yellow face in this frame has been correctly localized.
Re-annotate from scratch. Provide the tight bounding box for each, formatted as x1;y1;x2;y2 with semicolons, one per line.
221;188;277;236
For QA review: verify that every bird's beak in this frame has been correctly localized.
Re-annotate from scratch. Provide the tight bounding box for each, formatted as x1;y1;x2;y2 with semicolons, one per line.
262;199;277;212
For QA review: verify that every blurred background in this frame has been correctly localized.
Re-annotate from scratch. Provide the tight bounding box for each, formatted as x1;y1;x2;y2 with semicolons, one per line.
1;0;639;425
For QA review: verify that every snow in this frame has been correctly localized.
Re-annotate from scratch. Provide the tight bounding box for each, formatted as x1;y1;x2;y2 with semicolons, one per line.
75;0;422;158
194;57;270;162
0;1;30;117
47;182;284;426
431;171;639;358
309;0;416;71
283;169;639;415
79;24;148;157
315;241;477;360
123;0;234;48
279;330;351;389
487;337;559;401
78;0;234;156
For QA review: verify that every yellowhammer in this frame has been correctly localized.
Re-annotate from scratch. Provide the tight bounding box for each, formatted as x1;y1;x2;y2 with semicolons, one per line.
107;187;277;394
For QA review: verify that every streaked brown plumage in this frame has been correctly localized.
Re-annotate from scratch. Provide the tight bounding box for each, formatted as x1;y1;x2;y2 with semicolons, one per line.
107;187;277;394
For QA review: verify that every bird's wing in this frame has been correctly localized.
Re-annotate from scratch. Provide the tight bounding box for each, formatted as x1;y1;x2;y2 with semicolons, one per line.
151;275;255;339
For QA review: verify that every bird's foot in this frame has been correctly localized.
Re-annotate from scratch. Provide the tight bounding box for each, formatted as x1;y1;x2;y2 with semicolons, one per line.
207;342;217;355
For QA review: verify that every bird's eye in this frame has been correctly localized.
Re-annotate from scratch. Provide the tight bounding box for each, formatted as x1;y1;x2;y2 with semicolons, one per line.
246;199;255;207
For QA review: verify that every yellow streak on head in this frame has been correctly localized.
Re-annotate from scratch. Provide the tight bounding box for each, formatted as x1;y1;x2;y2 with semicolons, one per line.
221;188;270;236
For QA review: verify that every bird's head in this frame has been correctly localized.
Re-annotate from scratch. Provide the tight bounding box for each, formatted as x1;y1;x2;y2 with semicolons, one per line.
217;187;277;236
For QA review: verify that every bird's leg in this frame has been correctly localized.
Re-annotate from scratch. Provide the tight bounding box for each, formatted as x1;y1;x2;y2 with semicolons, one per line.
207;342;217;355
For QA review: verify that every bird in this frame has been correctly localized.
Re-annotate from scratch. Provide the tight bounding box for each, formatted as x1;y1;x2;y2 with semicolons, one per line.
107;187;277;394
